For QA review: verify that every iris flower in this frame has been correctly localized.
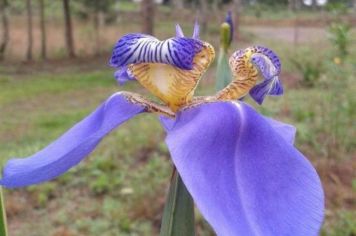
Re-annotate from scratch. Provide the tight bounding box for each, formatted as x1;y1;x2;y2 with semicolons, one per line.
0;23;324;235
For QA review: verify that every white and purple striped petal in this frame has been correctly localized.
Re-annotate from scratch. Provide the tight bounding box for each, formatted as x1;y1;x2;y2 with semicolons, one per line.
0;93;145;188
252;46;281;74
249;46;283;104
162;101;324;236
109;33;203;70
250;53;279;80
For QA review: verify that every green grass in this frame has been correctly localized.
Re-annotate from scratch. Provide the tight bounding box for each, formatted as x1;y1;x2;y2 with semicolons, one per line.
0;69;175;235
0;15;355;235
1;59;355;235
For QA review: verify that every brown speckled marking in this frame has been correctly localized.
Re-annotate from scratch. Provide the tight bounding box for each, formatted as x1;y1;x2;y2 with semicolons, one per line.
215;48;259;100
122;91;175;118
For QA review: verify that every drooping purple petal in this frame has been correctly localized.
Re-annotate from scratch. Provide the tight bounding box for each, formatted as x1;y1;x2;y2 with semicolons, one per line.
249;77;283;104
114;66;136;85
175;24;185;38
162;101;324;236
0;93;145;188
192;20;200;39
109;33;203;70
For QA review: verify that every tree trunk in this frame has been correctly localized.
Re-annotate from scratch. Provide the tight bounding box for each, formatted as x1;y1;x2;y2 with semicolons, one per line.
93;2;105;55
141;0;155;35
198;0;208;34
233;0;242;40
311;0;317;11
288;0;301;11
93;10;99;55
295;0;301;11
26;0;33;61
288;0;294;11
172;0;183;9
293;6;299;48
62;0;75;58
39;0;46;60
212;0;219;12
0;0;9;61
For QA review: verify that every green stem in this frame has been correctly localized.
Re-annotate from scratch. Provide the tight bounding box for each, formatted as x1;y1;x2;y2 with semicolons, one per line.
0;187;8;236
160;169;195;236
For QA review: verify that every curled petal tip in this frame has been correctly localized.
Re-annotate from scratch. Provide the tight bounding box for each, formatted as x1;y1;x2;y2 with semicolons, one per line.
248;47;283;104
252;45;281;74
192;20;200;39
175;24;185;38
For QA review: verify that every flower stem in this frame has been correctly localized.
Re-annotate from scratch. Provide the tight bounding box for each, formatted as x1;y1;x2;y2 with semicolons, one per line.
0;187;8;236
160;169;195;236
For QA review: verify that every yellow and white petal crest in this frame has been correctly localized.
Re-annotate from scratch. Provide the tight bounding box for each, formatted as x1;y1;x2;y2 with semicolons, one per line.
128;42;215;112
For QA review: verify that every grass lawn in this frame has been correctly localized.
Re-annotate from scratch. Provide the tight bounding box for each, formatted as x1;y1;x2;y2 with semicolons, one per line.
0;55;354;235
0;7;355;235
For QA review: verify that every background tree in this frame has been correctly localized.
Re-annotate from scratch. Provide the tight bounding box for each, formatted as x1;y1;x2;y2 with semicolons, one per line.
80;0;116;55
288;0;296;11
233;0;242;40
198;0;208;34
39;0;47;59
63;0;75;58
141;0;155;35
311;0;317;10
26;0;33;61
171;0;184;13
0;0;9;61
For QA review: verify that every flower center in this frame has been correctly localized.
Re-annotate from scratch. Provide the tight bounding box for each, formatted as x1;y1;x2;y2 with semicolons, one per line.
127;42;215;112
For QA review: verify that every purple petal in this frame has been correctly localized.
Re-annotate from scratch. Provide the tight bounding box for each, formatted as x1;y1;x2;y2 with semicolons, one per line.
192;20;200;39
175;24;185;37
114;66;136;85
250;53;278;80
252;46;281;75
163;101;324;236
109;33;203;70
0;93;145;188
249;77;283;104
264;117;296;144
248;49;283;104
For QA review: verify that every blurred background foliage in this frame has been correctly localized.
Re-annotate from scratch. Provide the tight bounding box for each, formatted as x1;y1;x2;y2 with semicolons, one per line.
0;0;355;235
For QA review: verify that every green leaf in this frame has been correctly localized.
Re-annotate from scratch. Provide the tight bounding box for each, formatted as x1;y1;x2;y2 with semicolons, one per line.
216;51;233;91
160;170;195;236
0;188;8;236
